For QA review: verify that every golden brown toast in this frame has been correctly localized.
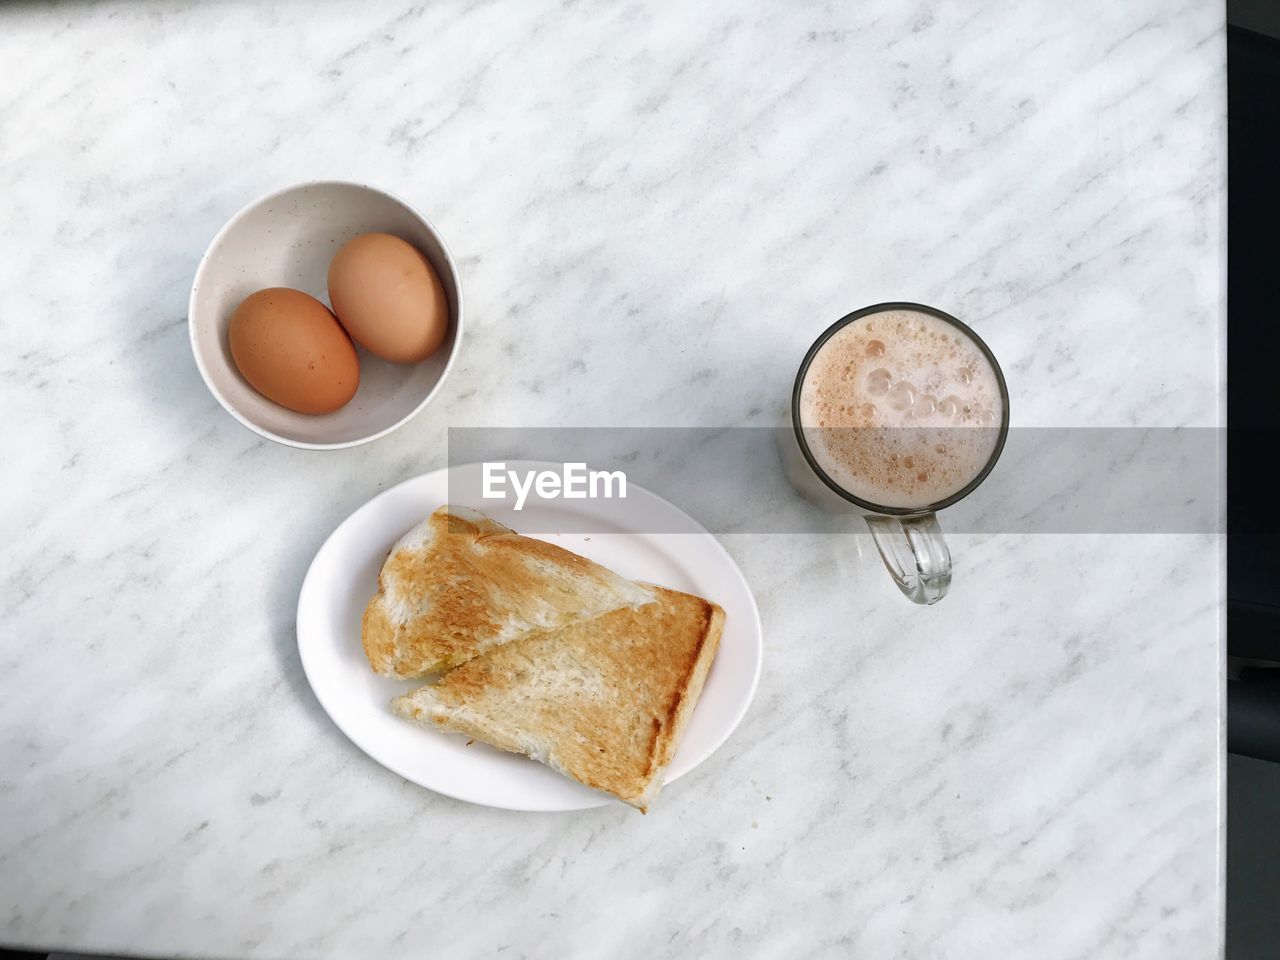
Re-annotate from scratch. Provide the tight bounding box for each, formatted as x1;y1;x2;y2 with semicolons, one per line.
362;506;655;678
391;585;725;811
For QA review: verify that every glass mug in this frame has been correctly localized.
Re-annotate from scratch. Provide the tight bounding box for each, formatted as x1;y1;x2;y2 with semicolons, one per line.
779;302;1009;604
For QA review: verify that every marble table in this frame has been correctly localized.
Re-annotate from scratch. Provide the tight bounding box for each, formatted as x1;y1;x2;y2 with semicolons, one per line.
0;1;1224;958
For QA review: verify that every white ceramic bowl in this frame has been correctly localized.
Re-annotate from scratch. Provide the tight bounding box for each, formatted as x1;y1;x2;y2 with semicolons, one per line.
189;181;463;449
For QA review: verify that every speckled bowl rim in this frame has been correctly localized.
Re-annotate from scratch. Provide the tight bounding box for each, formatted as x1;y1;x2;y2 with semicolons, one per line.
187;180;465;450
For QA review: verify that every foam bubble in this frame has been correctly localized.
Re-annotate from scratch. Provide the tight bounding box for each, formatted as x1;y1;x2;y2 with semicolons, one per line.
798;308;1003;508
914;394;937;418
887;381;915;411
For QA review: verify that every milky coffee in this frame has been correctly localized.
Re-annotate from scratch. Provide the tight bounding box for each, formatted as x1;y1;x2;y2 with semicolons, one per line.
798;308;1003;509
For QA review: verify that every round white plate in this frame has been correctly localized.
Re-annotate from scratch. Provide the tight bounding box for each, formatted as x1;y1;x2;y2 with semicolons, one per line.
296;462;763;811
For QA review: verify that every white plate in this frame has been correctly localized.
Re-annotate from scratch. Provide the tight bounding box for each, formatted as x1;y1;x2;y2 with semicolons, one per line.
296;462;763;811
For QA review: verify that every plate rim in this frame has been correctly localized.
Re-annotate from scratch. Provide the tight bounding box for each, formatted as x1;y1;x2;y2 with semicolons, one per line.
295;461;763;812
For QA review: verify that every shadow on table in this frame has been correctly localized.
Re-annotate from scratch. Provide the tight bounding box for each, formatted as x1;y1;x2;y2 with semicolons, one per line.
266;515;356;742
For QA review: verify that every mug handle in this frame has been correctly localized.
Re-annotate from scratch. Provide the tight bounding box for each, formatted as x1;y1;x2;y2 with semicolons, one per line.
865;512;952;605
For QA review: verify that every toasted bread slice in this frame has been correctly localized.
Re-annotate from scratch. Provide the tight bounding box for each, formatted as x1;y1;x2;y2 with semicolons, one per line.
362;506;654;678
391;585;725;811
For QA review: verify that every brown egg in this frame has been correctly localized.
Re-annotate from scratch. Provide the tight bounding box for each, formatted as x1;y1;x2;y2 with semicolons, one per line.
228;288;359;414
327;233;449;363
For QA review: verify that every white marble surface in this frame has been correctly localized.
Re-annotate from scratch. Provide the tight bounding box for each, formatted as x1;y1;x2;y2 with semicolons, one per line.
0;2;1223;958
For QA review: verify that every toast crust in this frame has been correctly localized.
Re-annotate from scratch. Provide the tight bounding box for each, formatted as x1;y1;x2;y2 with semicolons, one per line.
362;506;653;677
392;585;725;811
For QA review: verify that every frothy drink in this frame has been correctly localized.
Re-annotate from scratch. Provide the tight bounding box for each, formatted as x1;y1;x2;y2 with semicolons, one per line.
798;308;1004;509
